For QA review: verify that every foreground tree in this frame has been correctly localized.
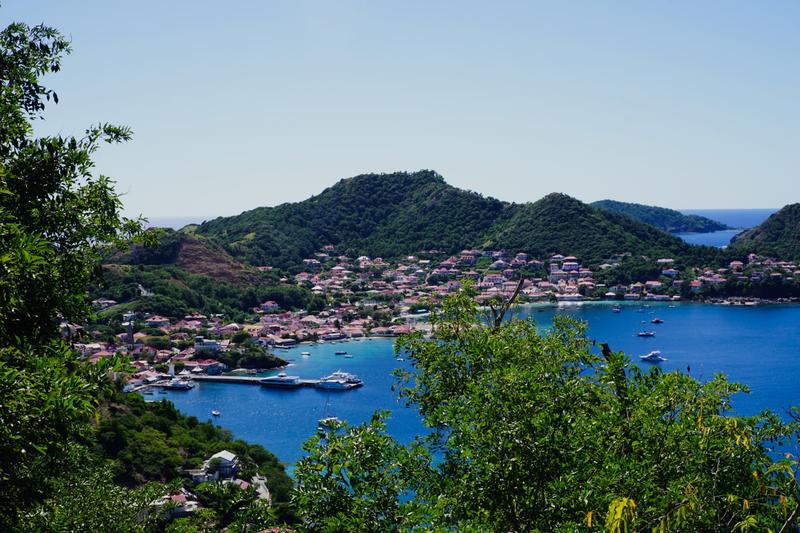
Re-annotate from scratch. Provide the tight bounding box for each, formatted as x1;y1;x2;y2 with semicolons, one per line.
295;283;800;532
0;18;149;529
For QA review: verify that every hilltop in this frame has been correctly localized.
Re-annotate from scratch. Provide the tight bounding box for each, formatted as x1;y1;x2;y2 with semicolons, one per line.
195;171;714;269
485;193;709;266
730;203;800;260
591;199;729;233
195;170;509;268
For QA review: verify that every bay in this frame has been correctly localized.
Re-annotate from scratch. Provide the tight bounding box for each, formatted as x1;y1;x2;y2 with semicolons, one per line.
160;302;800;468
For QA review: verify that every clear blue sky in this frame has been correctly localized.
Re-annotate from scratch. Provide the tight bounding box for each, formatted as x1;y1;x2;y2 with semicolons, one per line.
4;1;797;218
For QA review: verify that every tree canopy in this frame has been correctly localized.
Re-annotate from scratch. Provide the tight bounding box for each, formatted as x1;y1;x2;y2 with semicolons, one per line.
294;284;800;532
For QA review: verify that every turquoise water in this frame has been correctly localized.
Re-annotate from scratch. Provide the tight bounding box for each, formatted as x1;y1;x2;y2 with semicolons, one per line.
159;303;800;468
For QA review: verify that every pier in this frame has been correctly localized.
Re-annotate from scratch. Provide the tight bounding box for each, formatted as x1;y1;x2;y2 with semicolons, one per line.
191;375;320;387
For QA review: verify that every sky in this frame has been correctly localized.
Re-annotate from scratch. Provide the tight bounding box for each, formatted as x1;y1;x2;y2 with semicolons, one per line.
3;1;798;219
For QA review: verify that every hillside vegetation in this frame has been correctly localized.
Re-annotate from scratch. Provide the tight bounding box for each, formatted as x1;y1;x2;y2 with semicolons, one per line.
195;171;509;267
196;171;720;269
97;229;321;320
592;199;729;233
730;203;800;260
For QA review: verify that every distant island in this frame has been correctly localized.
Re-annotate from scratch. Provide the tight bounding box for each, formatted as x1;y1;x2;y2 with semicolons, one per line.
591;199;730;233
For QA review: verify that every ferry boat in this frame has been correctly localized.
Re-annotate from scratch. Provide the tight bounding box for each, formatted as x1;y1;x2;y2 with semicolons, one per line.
316;370;363;390
637;331;656;337
640;350;666;362
651;318;664;324
163;378;195;391
260;372;302;388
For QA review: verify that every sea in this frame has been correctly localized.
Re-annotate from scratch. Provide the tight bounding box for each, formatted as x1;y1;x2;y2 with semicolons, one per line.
675;208;777;247
158;302;800;469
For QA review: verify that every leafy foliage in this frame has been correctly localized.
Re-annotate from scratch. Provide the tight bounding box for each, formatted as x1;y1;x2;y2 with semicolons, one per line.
592;199;729;233
295;285;800;532
95;392;293;514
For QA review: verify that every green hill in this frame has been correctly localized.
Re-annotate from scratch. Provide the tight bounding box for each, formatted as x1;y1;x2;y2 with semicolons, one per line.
195;170;509;267
195;171;719;269
591;199;729;233
729;203;800;260
483;193;714;266
96;229;321;320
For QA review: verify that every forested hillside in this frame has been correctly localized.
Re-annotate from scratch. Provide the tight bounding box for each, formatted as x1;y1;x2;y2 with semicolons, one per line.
730;203;800;260
592;199;729;233
195;172;720;269
195;170;509;267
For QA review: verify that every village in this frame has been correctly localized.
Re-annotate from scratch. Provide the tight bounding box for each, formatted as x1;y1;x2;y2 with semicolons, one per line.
76;244;800;391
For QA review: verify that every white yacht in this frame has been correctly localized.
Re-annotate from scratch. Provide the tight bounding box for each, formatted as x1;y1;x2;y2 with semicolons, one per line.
640;350;667;363
163;378;195;390
316;370;363;390
260;372;302;388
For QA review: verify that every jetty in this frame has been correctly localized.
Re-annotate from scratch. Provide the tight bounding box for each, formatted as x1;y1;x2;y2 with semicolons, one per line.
191;375;320;387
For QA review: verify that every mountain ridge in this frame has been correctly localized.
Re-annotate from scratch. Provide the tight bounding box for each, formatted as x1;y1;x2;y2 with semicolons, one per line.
193;171;719;268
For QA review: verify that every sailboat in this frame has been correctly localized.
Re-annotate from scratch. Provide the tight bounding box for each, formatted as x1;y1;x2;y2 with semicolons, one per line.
318;393;340;427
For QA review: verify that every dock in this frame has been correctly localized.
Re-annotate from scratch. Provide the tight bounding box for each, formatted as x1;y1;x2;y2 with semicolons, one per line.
191;375;320;387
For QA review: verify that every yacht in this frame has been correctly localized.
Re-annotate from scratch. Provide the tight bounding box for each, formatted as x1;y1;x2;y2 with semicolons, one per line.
316;370;363;390
640;350;666;362
637;331;656;337
260;372;302;388
163;378;195;391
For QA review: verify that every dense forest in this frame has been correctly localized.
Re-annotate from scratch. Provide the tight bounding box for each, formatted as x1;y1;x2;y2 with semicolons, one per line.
195;172;732;270
591;199;730;233
195;170;511;268
730;203;800;261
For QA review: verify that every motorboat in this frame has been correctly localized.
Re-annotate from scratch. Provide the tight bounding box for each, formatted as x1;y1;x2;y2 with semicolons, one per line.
612;306;622;313
260;372;302;388
335;351;347;355
343;354;353;358
162;378;195;391
316;370;363;390
651;318;664;324
640;350;667;362
637;331;656;337
301;351;311;357
211;410;221;416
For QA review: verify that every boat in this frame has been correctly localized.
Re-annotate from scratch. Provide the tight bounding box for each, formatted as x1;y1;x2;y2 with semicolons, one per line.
318;416;340;426
301;351;311;356
316;370;363;390
640;350;667;362
651;318;664;324
335;351;347;355
637;331;656;337
211;410;221;416
260;372;302;388
396;357;405;362
158;389;168;394
141;389;154;395
162;378;195;390
612;306;622;313
343;354;353;358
